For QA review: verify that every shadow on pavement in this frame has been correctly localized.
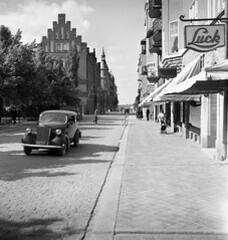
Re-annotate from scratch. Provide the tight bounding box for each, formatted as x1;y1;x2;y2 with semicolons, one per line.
80;135;103;140
0;170;77;181
0;217;72;240
79;127;113;130
91;123;121;127
0;143;119;181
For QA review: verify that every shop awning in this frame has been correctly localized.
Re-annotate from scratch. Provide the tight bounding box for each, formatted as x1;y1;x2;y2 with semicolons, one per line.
165;59;228;95
139;80;170;107
154;94;201;102
153;55;202;102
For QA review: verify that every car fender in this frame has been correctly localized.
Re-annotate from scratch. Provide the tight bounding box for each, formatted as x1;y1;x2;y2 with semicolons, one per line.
21;133;36;144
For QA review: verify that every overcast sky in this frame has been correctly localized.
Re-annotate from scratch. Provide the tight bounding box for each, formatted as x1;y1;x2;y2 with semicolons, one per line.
0;0;145;104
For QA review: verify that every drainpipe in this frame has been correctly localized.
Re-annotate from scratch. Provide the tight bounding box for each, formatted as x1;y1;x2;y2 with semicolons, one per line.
222;0;228;161
216;2;228;161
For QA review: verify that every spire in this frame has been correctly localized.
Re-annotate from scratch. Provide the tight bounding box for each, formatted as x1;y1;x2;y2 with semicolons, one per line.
101;47;106;60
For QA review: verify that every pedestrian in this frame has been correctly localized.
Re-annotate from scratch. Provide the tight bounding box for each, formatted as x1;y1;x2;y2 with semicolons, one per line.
93;108;98;124
158;109;165;123
158;109;166;133
10;107;17;125
146;108;150;121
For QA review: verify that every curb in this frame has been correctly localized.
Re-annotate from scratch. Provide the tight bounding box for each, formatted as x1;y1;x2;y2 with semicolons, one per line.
83;117;130;240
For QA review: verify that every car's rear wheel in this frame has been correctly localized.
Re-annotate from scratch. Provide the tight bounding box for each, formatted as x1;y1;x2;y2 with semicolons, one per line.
73;130;80;147
24;147;32;155
58;141;67;155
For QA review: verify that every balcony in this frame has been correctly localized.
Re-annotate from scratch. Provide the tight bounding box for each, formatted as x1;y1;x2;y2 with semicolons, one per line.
158;68;177;79
148;20;161;55
149;0;161;18
149;46;161;54
147;76;160;83
146;26;153;38
149;37;161;48
153;18;162;35
149;37;161;54
147;18;162;39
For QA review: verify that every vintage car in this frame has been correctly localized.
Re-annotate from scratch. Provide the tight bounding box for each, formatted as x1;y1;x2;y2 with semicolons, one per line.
21;110;81;155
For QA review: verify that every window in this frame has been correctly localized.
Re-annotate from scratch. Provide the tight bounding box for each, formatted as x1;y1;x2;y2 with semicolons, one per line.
170;20;178;53
55;42;69;52
55;30;59;39
66;31;70;39
189;0;198;25
60;26;64;39
50;41;54;52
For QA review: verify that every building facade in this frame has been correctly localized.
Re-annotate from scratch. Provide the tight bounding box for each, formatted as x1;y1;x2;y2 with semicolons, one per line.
138;0;228;161
40;13;101;114
100;49;118;112
137;0;162;118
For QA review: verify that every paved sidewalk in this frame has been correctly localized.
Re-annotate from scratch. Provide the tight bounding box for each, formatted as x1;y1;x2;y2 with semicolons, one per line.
85;116;228;240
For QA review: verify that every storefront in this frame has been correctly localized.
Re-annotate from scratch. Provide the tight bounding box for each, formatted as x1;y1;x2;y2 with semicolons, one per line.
153;22;227;160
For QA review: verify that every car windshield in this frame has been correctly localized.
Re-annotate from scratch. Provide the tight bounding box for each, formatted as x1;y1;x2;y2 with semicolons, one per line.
40;113;67;124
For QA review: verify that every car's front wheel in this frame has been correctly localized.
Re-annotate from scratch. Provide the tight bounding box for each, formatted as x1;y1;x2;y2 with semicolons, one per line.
24;147;32;155
58;141;67;156
73;130;80;147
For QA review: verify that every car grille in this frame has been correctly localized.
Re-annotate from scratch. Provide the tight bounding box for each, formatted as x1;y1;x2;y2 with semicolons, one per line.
36;127;51;145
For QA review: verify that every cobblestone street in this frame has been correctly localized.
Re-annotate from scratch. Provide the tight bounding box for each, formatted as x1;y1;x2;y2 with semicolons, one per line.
0;114;126;240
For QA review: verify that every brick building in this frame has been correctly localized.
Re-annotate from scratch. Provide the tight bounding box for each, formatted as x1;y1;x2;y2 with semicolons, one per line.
100;49;118;112
40;13;101;114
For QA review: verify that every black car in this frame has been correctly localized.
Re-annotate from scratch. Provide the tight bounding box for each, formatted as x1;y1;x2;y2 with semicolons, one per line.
21;110;81;155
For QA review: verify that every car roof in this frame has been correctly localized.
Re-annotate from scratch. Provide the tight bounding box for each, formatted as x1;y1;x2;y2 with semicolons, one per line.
41;110;77;116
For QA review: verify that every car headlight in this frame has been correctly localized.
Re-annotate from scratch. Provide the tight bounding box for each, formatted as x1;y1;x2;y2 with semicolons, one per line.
26;128;32;134
56;129;62;136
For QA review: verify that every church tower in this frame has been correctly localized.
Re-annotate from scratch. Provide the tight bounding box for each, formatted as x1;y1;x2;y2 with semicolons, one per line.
99;48;118;112
100;48;108;90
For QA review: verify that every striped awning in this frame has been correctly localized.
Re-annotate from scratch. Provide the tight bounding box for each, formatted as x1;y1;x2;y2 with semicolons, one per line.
153;55;202;102
163;59;228;95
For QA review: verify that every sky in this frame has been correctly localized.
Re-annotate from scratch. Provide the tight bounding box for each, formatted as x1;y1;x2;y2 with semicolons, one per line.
0;0;146;104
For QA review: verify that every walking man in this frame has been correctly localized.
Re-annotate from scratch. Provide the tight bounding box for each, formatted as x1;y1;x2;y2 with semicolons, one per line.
93;108;98;124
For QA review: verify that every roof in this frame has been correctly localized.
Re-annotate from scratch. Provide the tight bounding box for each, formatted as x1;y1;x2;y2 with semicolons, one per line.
40;110;77;116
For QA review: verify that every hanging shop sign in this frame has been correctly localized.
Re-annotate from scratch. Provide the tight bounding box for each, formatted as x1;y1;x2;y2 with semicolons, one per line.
184;24;225;52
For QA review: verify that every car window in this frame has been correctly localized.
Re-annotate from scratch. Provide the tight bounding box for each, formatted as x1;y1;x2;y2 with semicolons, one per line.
68;115;75;122
40;113;67;124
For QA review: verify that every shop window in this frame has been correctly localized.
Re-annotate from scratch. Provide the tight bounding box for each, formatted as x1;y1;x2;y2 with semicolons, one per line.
170;20;179;53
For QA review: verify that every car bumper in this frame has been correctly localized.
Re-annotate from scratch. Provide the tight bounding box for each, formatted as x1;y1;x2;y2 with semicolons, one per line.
22;143;62;149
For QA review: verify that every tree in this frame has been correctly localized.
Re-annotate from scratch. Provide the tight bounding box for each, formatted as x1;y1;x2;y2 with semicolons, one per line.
0;26;33;121
0;26;81;120
3;42;36;106
33;47;79;112
65;46;79;88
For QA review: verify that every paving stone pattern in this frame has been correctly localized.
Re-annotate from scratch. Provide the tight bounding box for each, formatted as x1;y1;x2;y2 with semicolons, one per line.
115;117;228;240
